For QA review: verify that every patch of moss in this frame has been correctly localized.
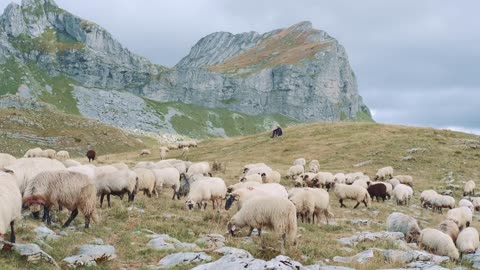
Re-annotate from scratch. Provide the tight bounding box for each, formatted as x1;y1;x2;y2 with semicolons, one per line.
0;58;27;95
9;29;84;53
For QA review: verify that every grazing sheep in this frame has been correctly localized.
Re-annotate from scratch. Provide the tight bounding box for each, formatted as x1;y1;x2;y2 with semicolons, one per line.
431;194;455;213
375;166;394;181
387;178;401;189
133;168;155;197
140;149;151;156
185;177;227;210
392;184;413;206
23;170;97;228
472;197;480;211
227;196;297;248
156;159;188;175
160;147;169;160
332;183;371;209
420;190;438;208
95;169;138;207
24;147;42;158
418;228;459;260
293;158;306;167
62;159;81;168
437;219;460;242
86;150;96;162
111;163;129;170
464;180;476;196
56;150;70;161
308;160;320;173
167;144;179;150
41;149;56;159
0;172;22;243
367;183;388;202
68;165;96;181
287;165;304;180
245;166;272;176
446;206;472;230
456;227;480;255
243;163;270;174
187;162;210;177
289;188;332;224
135;161;156;169
334;173;346;184
386;212;421;243
239;174;263;183
0;153;16;169
151;167;180;199
312;172;335;190
260;171;281;183
458;199;474;213
297;172;318;187
345;172;365;184
394;175;413;187
373;181;393;199
227;181;262;193
225;183;288;211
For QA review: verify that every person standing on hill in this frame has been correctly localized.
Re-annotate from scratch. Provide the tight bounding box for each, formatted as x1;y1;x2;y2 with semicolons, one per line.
271;125;283;138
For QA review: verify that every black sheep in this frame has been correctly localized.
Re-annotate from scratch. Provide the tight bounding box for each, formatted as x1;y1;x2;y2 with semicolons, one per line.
367;183;388;202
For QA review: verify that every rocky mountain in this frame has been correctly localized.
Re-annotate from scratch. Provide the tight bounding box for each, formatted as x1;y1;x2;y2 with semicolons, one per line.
0;0;372;138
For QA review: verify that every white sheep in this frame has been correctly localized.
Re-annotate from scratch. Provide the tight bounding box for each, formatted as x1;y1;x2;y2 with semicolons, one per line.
312;172;335;189
133;168;156;197
23;170;97;228
472;197;480;211
387;178;400;189
140;149;151;156
243;163;268;173
0;153;16;169
431;194;455;213
386;212;421;243
62;159;81;168
418;228;459;260
438;219;460;242
227;196;297;248
24;147;42;158
447;206;472;230
151;167;180;199
167;144;179;150
225;183;288;211
245;165;272;176
187;162;210;177
334;173;346;184
308;160;320;173
68;165;96;181
56;150;70;161
420;190;438;208
464;180;476;196
297;172;318;187
159;146;169;160
392;184;413;206
289;188;332;225
95;169;138;207
287;165;304;180
239;174;263;183
185;177;226;210
345;172;365;184
293;158;306;167
0;172;22;243
227;181;262;193
458;199;474;213
260;171;281;183
352;178;369;190
41;149;56;159
374;166;394;181
456;227;479;255
394;175;413;187
332;183;371;209
111;163;129;170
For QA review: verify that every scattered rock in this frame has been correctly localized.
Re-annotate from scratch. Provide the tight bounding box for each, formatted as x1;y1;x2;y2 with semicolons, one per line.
462;248;480;269
353;160;372;167
214;247;252;258
34;226;61;242
333;249;375;264
147;234;199;251
63;244;116;267
127;206;145;213
383;249;449;265
407;148;427;154
350;219;369;225
191;254;267;270
401;156;415;161
154;252;211;269
195;234;225;249
0;241;59;268
264;255;304;269
89;238;105;245
337;231;404;246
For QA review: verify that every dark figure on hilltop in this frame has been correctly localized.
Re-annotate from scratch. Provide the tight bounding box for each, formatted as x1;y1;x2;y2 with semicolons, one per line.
271;126;283;138
86;150;96;163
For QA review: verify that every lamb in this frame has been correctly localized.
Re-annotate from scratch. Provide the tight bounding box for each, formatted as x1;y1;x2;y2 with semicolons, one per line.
418;228;459;260
0;172;22;243
287;165;304;180
62;159;81;168
431;194;455;213
151;167;180;199
446;206;472;230
293;158;306;167
140;149;151;156
260;171;281;183
41;149;56;159
95;169;138;207
308;160;320;173
24;147;42;158
239;174;263;183
367;183;388;202
160;147;169;160
186;162;210;177
458;199;474;213
56;150;70;161
23;170;97;228
392;184;413;206
420;190;438;208
332;183;371;209
464;180;476;196
387;178;401;189
394;175;413;187
227;196;297;248
86;150;96;162
456;227;479;255
225;183;288;211
334;173;346;184
0;153;16;169
227;181;262;193
386;212;421;243
374;166;394;181
437;219;460;242
185;177;227;210
133;168;156;197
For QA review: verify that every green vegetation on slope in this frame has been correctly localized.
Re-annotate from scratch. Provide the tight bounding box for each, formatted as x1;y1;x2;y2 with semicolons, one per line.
0;58;27;95
9;29;84;53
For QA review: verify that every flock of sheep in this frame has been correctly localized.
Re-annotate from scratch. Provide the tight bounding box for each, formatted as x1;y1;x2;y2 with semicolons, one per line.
0;146;479;265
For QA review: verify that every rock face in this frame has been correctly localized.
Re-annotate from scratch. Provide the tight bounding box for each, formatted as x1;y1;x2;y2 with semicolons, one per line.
0;0;372;137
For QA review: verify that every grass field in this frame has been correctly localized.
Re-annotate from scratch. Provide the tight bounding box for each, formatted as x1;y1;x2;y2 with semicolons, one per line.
2;122;480;269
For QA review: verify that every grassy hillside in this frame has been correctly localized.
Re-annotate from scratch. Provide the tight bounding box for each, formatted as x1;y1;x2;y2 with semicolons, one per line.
2;122;480;269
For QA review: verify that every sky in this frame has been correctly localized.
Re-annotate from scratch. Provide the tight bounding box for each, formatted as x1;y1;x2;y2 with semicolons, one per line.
1;0;479;134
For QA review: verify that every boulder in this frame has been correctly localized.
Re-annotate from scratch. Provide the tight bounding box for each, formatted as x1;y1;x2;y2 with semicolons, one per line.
195;234;226;249
154;252;211;269
0;241;59;268
63;244;116;267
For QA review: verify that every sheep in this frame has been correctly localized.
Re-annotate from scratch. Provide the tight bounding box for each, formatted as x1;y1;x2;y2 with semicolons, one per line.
41;149;56;159
374;166;394;181
157;160;188;175
68;165;96;181
334;173;346;184
332;183;371;209
287;165;304;180
420;190;438;208
24;147;42;158
458;199;474;213
95;165;118;177
392;184;413;206
178;141;189;149
227;196;297;248
387;178;401;189
245;165;272;176
0;172;22;243
386;212;421;243
86;150;96;162
111;163;129;170
134;168;155;197
308;160;320;173
0;153;16;169
243;163;269;174
3;157;66;194
289;188;332;224
367;183;388;202
296;172;317;187
456;227;479;255
260;171;281;183
372;181;393;199
167;144;179;150
352;178;369;190
418;228;459;260
135;161;156;169
431;194;455;213
239;174;263;183
56;150;70;161
151;167;180;199
473;197;480;211
62;159;81;168
227;181;262;193
159;147;169;160
185;177;226;210
312;172;335;190
225;183;288;211
95;169;138;207
186;162;210;177
345;172;365;184
446;206;472;230
437;219;460;242
140;149;151;156
394;175;413;187
293;158;306;167
23;170;97;228
464;180;476;196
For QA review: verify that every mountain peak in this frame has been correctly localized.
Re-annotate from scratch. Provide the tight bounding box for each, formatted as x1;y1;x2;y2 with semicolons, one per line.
21;0;58;8
289;21;313;31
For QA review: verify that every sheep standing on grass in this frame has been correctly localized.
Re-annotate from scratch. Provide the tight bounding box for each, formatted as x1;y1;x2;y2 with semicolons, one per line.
464;180;476;196
41;149;56;159
133;168;155;197
418;228;459;260
289;188;332;224
431;194;455;213
185;177;226;210
56;150;70;161
456;227;479;255
438;219;460;242
392;184;413;206
151;167;180;199
225;183;288;211
0;153;16;169
287;165;304;180
308;160;320;173
86;150;96;163
24;147;42;158
187;162;210;177
420;190;438;208
227;196;297;248
374;166;394;181
0;172;22;243
332;183;371;209
367;183;388;202
394;175;413;186
95;169;138;208
386;212;421;243
160;147;169;160
23;170;97;228
446;206;472;230
458;199;474;213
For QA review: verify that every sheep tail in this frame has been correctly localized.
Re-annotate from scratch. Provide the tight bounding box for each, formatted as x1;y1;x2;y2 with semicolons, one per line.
79;184;99;224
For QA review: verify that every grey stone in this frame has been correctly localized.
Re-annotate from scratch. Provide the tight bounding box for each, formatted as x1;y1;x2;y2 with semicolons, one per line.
195;233;226;249
337;231;404;246
191;254;267;270
353;160;372;167
442;190;453;196
214;247;252;258
350;219;369;225
34;226;61;242
383;249;449;265
264;255;304;269
147;234;199;251
333;249;374;264
0;241;59;268
63;244;116;267
402;156;415;161
407;148;427;154
88;238;104;245
154;252;211;269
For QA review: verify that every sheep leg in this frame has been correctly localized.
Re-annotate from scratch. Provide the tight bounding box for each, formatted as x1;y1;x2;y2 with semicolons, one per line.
43;206;52;225
10;221;15;243
172;190;177;200
258;228;262;236
100;194;105;208
248;227;254;236
363;200;368;208
63;209;79;228
85;216;91;229
339;199;346;208
32;211;40;220
107;194;111;208
353;202;361;209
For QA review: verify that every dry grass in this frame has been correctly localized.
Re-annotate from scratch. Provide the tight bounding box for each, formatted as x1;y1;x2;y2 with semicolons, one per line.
2;122;480;269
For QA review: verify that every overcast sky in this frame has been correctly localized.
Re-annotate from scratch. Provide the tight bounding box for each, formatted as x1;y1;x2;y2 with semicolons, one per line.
2;0;479;134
